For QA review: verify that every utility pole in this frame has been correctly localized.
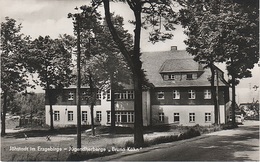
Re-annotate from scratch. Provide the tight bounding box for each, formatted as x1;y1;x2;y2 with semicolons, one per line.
231;58;236;127
76;13;82;150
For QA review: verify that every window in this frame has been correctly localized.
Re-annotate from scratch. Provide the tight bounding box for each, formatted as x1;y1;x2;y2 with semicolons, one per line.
121;112;128;122
127;91;134;99
114;111;134;123
54;111;60;121
168;74;175;80
96;111;102;122
188;90;196;99
189;113;195;122
204;89;211;99
82;111;87;122
205;113;211;122
96;91;101;100
107;111;111;123
114;91;134;100
159;113;164;122
82;90;101;101
107;90;111;100
115;112;120;122
107;111;134;123
127;112;134;123
186;74;193;80
122;91;128;99
173;90;180;99
68;92;74;101
82;91;88;101
173;113;180;123
68;111;73;121
115;92;121;99
157;91;164;100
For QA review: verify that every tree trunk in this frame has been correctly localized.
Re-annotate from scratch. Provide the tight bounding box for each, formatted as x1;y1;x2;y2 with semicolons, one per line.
1;91;7;136
231;73;236;127
133;70;144;147
90;104;95;136
76;16;82;149
216;70;220;124
110;74;116;134
132;1;144;147
229;58;237;127
46;82;54;130
102;0;144;147
89;73;95;136
210;65;218;125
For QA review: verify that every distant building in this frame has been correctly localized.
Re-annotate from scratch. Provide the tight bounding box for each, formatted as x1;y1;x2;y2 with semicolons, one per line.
45;47;230;127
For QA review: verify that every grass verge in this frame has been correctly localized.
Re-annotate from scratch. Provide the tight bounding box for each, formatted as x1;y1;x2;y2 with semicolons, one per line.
2;123;236;161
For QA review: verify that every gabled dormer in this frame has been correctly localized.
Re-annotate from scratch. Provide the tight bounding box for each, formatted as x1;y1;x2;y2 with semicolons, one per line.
159;59;204;81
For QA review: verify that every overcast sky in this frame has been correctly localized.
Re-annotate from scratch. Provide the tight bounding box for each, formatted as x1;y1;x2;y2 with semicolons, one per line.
0;0;187;51
1;0;259;102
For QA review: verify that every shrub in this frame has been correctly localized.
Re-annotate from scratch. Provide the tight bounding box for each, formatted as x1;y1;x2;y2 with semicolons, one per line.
177;128;200;140
220;122;238;130
148;135;178;146
124;140;149;148
125;128;200;149
66;150;117;161
185;128;201;138
144;124;172;133
124;140;135;148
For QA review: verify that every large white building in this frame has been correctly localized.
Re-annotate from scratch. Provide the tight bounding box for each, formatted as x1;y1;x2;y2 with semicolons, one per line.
45;47;230;127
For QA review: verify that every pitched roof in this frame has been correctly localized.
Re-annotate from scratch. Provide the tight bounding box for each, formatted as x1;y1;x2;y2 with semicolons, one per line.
159;58;203;73
141;50;228;87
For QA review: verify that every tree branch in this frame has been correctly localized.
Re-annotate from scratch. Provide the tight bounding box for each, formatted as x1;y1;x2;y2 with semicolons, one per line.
102;0;134;72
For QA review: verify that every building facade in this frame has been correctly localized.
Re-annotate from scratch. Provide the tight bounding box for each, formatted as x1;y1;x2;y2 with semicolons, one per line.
45;47;229;127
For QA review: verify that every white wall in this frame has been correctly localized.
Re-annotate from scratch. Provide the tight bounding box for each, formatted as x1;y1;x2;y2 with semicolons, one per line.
45;92;150;127
45;91;227;127
142;90;151;126
151;105;226;126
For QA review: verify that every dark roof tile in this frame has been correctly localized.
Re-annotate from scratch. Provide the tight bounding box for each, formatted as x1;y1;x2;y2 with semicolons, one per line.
141;50;228;87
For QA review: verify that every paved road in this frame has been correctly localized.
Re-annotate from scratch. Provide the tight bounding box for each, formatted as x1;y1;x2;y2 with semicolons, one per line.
92;121;259;161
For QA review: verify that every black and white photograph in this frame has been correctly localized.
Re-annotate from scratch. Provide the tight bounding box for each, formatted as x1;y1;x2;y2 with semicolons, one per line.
0;0;259;161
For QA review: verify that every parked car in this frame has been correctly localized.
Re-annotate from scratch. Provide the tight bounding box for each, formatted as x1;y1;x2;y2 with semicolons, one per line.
235;115;244;124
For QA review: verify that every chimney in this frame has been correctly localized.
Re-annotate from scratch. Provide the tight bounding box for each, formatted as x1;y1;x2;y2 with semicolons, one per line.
171;46;177;51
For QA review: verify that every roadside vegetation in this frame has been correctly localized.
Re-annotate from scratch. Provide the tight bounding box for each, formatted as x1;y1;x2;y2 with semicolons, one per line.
1;123;237;161
1;1;258;161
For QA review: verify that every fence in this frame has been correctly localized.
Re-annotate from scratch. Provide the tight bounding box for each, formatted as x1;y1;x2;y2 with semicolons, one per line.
19;118;45;127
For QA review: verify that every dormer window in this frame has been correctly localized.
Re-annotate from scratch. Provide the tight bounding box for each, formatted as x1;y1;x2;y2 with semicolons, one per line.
168;74;175;80
186;73;193;80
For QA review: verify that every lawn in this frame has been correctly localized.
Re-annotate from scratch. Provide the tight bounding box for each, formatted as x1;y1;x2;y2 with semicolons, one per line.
1;124;221;161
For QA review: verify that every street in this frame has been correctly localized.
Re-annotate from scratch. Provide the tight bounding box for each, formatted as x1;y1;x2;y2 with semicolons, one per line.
92;121;259;161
